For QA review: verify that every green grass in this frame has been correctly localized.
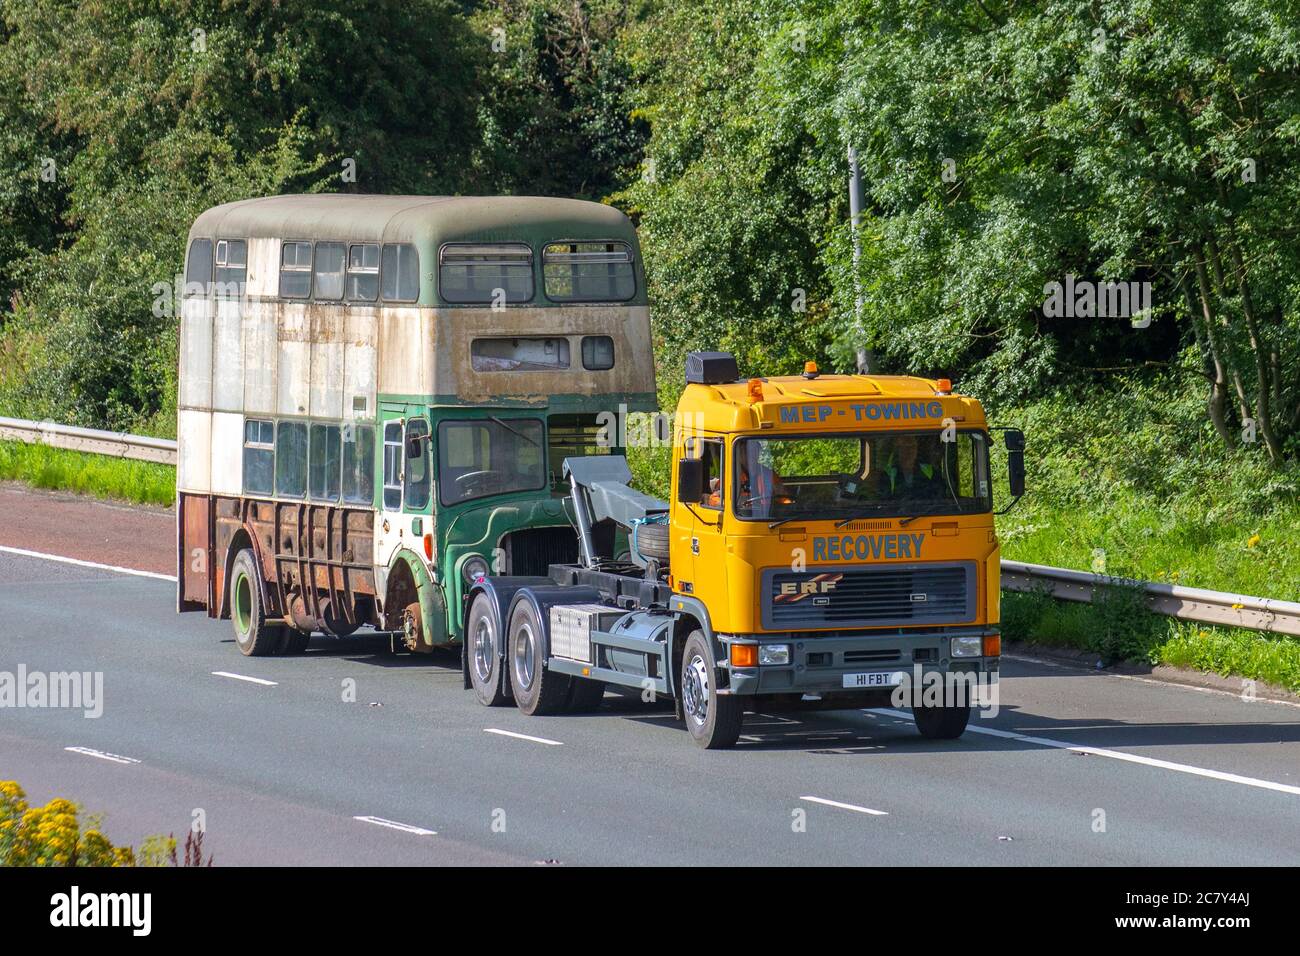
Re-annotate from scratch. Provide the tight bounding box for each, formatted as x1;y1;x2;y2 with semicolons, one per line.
0;440;174;506
1002;587;1300;693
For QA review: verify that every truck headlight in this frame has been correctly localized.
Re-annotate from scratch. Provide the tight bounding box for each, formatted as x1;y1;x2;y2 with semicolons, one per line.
759;643;791;665
461;555;490;585
950;636;982;658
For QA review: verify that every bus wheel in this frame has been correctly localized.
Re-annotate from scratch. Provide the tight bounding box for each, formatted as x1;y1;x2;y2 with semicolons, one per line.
681;631;743;749
566;677;606;713
508;601;571;716
467;594;509;707
912;702;971;740
230;550;283;657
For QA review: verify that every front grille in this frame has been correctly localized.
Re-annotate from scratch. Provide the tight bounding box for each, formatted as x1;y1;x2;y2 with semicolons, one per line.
763;564;975;629
503;526;579;575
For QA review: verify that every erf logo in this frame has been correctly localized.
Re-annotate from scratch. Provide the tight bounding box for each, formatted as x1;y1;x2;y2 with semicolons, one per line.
775;574;843;603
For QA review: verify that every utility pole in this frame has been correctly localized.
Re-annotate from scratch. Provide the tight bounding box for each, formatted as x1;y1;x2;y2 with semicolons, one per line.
847;145;870;374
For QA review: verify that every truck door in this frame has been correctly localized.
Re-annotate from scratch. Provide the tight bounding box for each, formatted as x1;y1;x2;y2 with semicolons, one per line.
687;436;728;603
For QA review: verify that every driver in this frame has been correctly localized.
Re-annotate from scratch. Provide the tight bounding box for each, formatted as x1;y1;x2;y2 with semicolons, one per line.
736;445;787;513
878;435;941;497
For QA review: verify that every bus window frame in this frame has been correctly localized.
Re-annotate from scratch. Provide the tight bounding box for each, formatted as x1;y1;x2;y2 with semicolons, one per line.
280;239;314;299
437;241;535;306
541;239;637;304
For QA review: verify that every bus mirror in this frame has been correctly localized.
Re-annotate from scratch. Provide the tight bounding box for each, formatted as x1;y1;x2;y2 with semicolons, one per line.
406;436;423;459
1004;430;1026;498
677;458;704;504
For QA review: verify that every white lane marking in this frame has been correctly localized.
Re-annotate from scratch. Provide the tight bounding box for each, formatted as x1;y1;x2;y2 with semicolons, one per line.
212;671;278;687
65;746;141;765
0;545;176;582
1004;652;1300;710
800;795;889;816
864;708;1300;797
353;816;437;836
484;728;564;746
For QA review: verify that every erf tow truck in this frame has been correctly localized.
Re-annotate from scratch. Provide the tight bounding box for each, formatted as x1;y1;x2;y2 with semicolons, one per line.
464;351;1026;748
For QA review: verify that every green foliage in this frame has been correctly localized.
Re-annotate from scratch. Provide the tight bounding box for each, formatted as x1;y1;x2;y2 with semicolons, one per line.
0;442;175;506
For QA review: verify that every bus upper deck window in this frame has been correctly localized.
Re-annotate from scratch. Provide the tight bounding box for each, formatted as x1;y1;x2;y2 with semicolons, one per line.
543;241;635;302
382;243;419;302
214;239;247;293
581;335;614;370
346;244;380;302
186;239;212;295
438;243;532;304
313;242;345;300
280;241;312;298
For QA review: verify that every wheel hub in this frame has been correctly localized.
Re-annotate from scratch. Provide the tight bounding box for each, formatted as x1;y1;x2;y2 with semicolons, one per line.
472;617;495;682
682;654;710;724
514;622;536;690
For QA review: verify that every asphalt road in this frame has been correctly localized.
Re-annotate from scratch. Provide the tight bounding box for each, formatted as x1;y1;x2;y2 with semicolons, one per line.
3;538;1300;866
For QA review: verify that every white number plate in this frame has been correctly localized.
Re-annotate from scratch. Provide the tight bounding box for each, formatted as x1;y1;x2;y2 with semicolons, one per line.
842;670;908;689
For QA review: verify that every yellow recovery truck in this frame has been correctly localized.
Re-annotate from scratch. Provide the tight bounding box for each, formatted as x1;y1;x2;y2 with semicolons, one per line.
463;351;1025;748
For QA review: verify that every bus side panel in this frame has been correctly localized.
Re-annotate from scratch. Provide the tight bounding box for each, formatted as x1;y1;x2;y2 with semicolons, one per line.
177;492;213;613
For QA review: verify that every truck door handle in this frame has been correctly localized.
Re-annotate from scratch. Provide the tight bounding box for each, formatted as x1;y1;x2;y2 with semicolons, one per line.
691;537;699;555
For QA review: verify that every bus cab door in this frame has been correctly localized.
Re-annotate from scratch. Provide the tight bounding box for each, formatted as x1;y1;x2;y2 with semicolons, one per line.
374;411;441;640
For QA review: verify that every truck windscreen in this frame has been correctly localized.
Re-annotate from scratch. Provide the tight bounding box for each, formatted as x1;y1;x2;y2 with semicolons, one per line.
732;430;992;521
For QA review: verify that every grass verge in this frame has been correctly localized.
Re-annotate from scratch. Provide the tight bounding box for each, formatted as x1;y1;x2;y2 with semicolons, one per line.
1002;585;1300;694
0;440;174;507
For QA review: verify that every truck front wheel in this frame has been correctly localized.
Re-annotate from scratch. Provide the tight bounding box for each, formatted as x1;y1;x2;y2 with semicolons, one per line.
912;702;971;740
230;549;283;657
681;631;743;749
467;593;509;706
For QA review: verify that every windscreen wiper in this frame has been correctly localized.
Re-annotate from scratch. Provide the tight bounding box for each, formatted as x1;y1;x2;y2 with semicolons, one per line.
489;416;540;447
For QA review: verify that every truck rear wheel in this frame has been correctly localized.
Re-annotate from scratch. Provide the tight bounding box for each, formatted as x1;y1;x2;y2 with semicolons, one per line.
681;631;743;749
467;593;509;706
230;549;283;657
912;702;971;739
508;600;571;716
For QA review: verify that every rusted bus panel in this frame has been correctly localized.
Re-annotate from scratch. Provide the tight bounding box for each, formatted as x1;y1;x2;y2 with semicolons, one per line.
427;305;655;404
208;496;378;630
177;493;213;612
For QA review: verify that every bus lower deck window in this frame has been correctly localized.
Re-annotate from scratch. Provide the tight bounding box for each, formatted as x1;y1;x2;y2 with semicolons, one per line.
309;423;342;501
382;422;403;510
342;423;375;504
281;241;312;298
243;418;274;495
275;421;308;497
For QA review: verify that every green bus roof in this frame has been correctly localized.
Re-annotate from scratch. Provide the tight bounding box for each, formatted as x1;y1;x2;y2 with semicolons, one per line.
188;194;638;247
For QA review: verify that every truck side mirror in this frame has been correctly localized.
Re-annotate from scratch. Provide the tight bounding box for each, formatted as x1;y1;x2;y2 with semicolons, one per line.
677;458;704;504
1004;429;1026;498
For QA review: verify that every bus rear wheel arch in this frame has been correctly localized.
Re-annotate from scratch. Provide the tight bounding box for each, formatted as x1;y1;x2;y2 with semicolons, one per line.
230;549;284;657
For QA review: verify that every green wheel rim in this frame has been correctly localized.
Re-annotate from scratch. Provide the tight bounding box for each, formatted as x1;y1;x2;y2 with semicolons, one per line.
234;570;253;636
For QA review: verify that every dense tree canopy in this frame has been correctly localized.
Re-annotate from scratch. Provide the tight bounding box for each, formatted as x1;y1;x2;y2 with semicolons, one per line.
1;0;1297;465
